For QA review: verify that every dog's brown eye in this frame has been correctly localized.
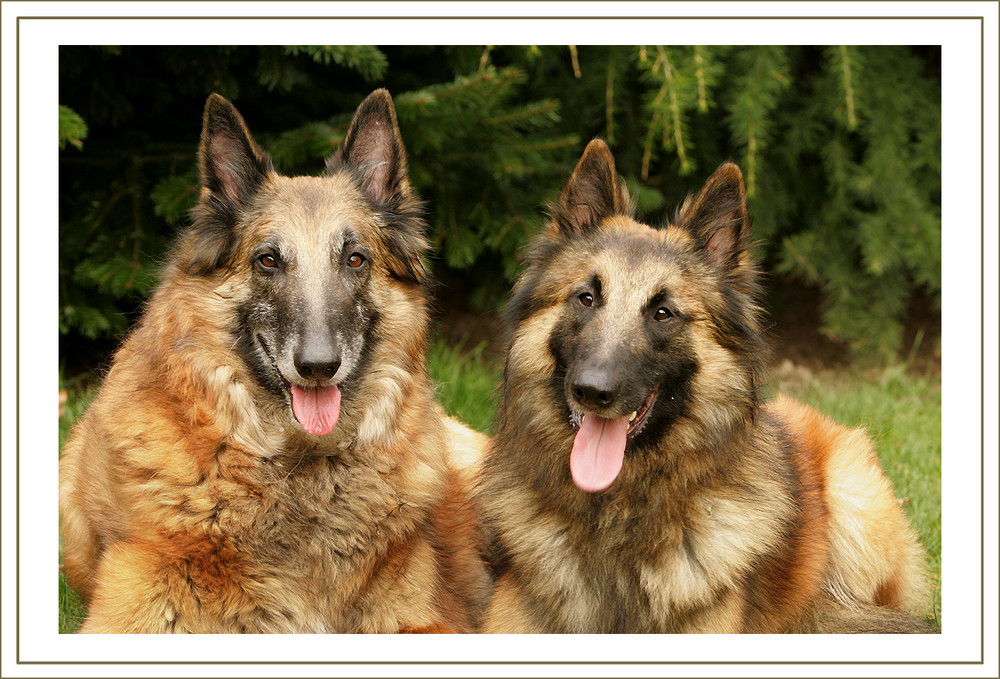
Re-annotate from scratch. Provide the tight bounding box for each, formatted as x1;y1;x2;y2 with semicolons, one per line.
347;253;366;269
578;292;594;308
258;253;278;269
654;307;673;322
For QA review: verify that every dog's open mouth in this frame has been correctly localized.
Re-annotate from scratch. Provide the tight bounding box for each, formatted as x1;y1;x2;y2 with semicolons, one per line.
258;336;341;437
569;390;657;439
568;390;657;493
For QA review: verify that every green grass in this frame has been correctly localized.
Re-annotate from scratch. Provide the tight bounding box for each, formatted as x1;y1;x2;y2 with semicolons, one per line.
427;335;501;435
58;341;940;632
58;370;98;634
58;560;88;634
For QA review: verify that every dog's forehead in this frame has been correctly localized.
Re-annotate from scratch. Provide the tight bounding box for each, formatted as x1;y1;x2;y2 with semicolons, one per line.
255;175;373;244
585;217;694;297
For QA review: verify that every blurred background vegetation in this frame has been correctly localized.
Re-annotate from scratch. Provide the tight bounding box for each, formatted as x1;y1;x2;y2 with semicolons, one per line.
59;45;940;370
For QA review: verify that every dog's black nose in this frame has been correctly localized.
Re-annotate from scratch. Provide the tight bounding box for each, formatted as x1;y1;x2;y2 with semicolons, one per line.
570;369;618;410
294;352;341;381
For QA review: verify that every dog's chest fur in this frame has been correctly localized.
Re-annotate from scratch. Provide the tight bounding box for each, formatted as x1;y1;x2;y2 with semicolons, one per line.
94;317;447;632
505;475;791;633
129;439;444;633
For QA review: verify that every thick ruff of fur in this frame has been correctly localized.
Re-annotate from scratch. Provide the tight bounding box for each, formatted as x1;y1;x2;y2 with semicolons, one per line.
479;139;932;634
59;90;490;633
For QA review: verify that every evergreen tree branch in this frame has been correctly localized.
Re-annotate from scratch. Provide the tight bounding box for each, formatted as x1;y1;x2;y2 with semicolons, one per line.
606;59;616;144
693;46;708;112
59;105;89;150
569;45;582;78
657;46;689;172
479;45;493;73
641;85;666;180
838;45;858;129
485;101;558;127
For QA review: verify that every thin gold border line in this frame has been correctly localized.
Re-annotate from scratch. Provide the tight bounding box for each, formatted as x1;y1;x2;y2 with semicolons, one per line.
978;11;986;671
14;6;21;669
13;15;991;20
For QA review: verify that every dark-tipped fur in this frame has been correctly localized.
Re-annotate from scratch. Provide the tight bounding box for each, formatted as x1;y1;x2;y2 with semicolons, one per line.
59;91;490;634
479;140;931;634
186;93;275;275
184;90;427;285
326;88;428;285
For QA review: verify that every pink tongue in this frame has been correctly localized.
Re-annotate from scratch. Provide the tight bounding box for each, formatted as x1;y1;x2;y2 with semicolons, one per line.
570;413;628;493
290;384;342;436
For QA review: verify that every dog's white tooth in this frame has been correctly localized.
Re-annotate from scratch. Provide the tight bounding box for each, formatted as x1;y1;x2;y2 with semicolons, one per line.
629;411;637;422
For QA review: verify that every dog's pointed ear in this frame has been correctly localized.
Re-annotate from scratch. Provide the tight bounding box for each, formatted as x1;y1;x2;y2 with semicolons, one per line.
327;88;410;205
675;162;752;282
327;90;428;285
187;94;274;274
550;139;633;237
199;93;274;214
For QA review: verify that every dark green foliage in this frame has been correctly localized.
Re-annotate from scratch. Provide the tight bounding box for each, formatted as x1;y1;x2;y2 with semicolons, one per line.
59;45;939;369
150;169;200;225
284;45;389;81
393;67;578;283
58;106;88;150
770;47;941;358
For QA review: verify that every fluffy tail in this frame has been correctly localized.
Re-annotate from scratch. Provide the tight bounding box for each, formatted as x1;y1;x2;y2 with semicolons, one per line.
790;596;938;634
